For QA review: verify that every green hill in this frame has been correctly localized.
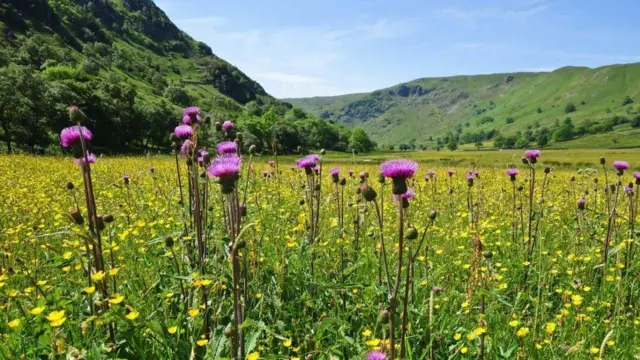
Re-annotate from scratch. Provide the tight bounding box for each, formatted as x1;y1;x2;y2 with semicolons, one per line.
286;64;640;149
0;0;368;154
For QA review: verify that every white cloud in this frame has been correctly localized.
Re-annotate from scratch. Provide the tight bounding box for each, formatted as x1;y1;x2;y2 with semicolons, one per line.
442;2;549;22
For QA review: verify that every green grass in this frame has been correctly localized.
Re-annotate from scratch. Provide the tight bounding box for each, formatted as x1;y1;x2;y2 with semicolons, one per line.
304;149;640;169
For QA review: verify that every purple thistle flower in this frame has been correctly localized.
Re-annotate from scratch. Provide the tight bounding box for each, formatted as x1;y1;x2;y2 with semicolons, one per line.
506;168;519;181
73;152;96;165
381;159;417;195
183;107;201;124
625;185;634;195
359;172;366;179
268;160;275;166
216;141;238;155
148;166;155;173
348;170;354;176
447;169;455;176
60;126;93;147
432;286;442;294
634;172;640;180
296;154;320;169
184;106;200;117
525;149;541;159
180;140;193;157
207;154;241;179
262;171;269;177
330;168;339;176
380;159;417;179
122;174;130;185
222;120;234;131
427;170;435;177
290;166;295;171
367;350;386;360
613;161;629;171
174;125;194;139
466;173;475;180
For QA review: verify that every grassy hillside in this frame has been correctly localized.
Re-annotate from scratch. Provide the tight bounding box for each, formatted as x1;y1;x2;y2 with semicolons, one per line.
286;64;640;148
0;0;369;154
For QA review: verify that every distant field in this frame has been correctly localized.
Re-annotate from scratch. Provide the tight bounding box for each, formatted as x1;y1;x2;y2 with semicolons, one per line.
306;148;640;169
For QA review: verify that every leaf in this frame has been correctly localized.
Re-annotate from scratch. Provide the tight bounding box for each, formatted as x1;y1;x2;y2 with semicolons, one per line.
245;330;261;354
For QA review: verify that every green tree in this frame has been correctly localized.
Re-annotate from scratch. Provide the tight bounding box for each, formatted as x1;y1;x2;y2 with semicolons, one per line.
565;103;576;114
164;84;191;107
348;127;374;153
447;137;458;151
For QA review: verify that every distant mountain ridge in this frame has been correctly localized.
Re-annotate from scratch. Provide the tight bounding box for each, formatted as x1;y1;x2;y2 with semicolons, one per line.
286;63;640;149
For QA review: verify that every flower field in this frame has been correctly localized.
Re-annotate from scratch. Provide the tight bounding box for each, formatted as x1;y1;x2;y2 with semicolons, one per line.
2;111;640;359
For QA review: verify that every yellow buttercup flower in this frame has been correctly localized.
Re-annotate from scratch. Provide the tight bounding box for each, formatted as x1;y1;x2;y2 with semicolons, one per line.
91;271;105;282
283;339;292;348
46;310;67;327
168;326;178;335
30;306;46;315
108;294;125;305
516;327;529;338
8;319;21;328
125;310;139;320
247;352;260;360
83;286;96;294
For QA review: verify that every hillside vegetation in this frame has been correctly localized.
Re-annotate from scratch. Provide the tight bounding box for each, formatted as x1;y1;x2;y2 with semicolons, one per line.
0;0;373;154
287;64;640;150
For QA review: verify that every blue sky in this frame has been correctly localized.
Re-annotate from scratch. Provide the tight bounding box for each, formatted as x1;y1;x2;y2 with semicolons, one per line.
156;0;640;98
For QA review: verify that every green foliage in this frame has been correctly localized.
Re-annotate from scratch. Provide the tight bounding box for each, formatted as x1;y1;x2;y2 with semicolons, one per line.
348;127;375;153
564;103;576;114
0;0;369;154
623;95;634;106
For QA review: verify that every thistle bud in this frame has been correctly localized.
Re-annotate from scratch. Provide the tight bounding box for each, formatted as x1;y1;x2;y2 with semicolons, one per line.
236;132;243;141
66;181;75;190
248;144;256;154
517;185;524;191
521;157;529;165
544;167;551;174
203;115;211;125
320;149;326;155
103;214;114;223
68;105;87;124
224;327;234;338
483;251;493;259
361;185;377;201
378;173;385;184
164;236;174;248
600;156;606;165
429;210;438;220
299;199;305;205
71;209;84;225
215;121;222;131
339;177;347;186
577;198;586;211
239;203;247;217
406;227;418;240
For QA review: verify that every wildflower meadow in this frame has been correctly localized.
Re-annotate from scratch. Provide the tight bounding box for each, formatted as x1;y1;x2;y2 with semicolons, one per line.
2;106;640;360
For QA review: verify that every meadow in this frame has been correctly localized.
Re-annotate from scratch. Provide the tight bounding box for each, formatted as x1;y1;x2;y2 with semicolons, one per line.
2;117;640;359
